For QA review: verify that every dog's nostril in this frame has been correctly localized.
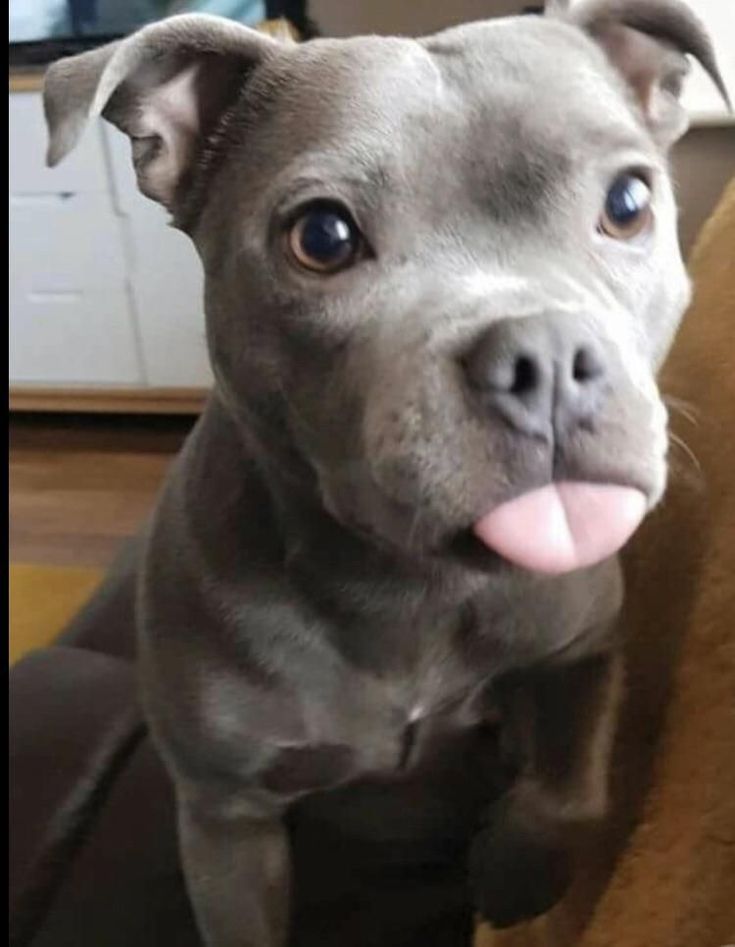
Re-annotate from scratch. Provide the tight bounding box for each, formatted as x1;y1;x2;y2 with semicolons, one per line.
572;346;604;383
509;355;539;395
461;317;610;438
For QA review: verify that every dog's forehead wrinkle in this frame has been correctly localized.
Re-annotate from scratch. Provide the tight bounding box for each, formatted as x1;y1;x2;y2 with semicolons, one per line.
236;19;645;190
423;15;642;130
274;34;443;129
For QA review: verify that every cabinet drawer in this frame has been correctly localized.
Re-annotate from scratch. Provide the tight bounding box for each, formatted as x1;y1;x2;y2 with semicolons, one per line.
10;192;129;293
9;292;142;386
9;92;108;196
9;196;142;386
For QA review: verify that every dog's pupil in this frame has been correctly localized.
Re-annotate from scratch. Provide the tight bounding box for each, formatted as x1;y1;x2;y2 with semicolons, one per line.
606;175;648;225
302;212;353;262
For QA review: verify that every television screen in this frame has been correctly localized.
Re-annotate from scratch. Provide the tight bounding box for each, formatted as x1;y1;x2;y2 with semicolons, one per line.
9;0;313;64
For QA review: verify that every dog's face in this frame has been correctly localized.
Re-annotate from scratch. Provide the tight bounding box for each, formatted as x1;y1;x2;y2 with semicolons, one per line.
44;2;728;572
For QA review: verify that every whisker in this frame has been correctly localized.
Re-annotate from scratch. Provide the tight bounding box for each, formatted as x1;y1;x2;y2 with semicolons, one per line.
668;430;701;473
666;456;705;494
666;428;706;494
663;394;700;427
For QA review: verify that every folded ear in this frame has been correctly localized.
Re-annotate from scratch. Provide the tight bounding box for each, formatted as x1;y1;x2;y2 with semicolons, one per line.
43;14;284;209
549;0;731;147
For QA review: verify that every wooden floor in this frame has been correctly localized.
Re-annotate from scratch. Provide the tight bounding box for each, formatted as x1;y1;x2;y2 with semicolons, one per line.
9;413;195;567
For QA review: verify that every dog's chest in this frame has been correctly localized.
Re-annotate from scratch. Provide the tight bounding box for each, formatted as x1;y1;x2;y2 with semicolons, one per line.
284;577;593;784
293;604;500;778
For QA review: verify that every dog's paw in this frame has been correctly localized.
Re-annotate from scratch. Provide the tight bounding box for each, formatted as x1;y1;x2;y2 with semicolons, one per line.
468;799;572;929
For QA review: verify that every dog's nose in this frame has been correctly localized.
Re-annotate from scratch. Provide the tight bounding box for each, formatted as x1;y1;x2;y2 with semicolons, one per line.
462;315;608;438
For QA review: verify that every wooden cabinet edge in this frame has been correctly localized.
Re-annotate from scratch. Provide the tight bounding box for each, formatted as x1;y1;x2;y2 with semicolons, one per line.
9;386;209;415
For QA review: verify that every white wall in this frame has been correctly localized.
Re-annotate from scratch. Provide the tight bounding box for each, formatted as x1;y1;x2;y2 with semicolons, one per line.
676;0;735;122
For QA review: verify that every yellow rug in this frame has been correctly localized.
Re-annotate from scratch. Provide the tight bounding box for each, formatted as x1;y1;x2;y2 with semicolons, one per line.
9;563;103;665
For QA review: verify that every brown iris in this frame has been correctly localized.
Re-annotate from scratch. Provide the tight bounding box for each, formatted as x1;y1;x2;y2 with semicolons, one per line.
287;203;362;273
599;173;652;240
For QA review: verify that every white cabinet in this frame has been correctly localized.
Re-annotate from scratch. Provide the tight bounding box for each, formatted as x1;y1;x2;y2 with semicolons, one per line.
9;88;212;403
9;90;108;195
9;191;142;385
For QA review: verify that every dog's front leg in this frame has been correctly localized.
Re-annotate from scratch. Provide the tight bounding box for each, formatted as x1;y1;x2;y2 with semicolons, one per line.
470;646;623;928
177;788;290;947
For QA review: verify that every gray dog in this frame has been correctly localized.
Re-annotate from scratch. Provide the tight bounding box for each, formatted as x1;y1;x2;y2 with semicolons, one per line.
43;1;728;944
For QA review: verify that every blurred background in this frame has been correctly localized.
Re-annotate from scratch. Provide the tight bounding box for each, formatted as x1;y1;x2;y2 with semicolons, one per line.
8;0;734;656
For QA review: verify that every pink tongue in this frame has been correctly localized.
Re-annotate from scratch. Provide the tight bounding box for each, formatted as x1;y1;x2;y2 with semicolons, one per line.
473;482;645;575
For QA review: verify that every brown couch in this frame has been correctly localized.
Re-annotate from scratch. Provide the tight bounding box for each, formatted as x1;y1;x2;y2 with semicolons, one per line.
9;549;202;946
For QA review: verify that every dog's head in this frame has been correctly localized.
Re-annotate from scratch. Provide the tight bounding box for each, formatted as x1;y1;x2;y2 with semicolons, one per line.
44;1;729;574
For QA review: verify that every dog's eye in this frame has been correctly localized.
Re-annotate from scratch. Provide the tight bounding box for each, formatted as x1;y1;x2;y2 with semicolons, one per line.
287;204;362;274
599;174;652;240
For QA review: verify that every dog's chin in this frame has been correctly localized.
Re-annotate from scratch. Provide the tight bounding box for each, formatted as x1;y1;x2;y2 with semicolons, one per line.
319;496;519;579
